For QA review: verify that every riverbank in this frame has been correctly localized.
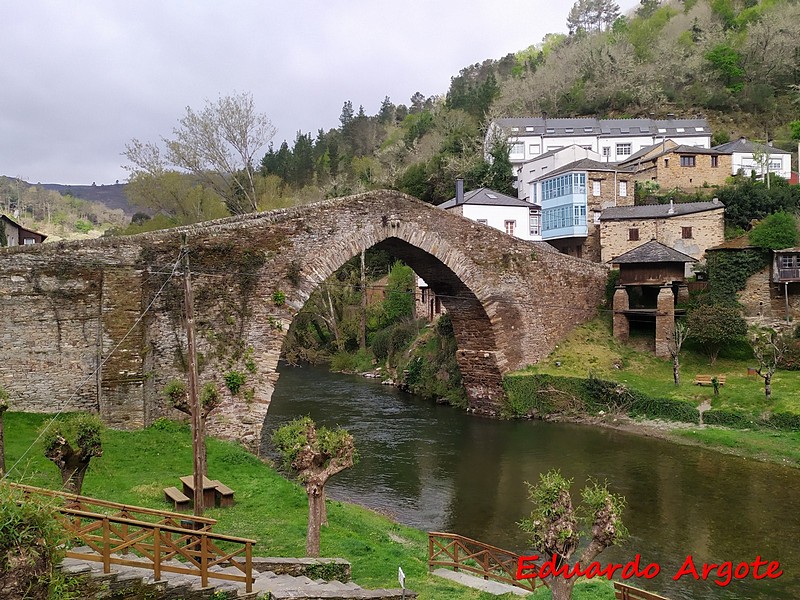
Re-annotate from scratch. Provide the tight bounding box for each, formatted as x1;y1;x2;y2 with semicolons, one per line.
4;412;614;600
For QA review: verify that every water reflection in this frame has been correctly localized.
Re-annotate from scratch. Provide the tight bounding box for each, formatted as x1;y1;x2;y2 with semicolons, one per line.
263;363;799;600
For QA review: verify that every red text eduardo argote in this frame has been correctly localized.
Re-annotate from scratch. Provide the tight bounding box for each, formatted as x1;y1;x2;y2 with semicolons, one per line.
516;554;783;588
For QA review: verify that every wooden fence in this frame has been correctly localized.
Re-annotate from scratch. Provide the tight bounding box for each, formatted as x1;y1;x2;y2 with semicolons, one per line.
428;531;540;593
11;483;255;592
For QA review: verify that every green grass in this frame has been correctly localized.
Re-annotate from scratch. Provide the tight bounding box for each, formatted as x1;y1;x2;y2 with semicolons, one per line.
3;413;614;600
523;317;800;418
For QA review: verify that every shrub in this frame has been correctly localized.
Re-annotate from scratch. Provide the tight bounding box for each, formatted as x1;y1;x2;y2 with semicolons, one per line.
748;212;797;250
272;290;286;306
224;371;246;395
0;483;65;599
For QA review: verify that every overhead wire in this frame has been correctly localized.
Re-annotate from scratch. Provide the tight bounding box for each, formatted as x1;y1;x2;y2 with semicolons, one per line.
1;247;187;483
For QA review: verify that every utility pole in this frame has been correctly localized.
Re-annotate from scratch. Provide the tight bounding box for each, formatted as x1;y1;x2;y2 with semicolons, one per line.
360;249;367;350
182;233;204;517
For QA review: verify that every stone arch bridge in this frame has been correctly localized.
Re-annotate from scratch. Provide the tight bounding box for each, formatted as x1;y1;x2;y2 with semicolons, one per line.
0;191;606;447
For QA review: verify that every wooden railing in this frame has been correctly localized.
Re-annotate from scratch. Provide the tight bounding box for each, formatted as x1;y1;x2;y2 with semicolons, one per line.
428;531;540;593
11;484;255;592
10;483;217;530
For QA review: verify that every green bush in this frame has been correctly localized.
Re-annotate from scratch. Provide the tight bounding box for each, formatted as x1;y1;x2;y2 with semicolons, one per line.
224;371;246;395
748;211;797;250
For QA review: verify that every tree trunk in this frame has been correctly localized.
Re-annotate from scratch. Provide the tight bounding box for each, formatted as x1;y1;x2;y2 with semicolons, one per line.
547;576;576;600
325;288;342;352
765;374;772;400
359;249;367;351
305;479;324;557
673;356;680;386
320;487;328;526
59;454;92;494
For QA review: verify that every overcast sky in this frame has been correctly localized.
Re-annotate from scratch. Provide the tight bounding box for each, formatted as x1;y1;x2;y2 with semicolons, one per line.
0;0;639;185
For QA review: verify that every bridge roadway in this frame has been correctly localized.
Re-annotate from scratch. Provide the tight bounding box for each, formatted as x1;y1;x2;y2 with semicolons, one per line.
0;190;606;446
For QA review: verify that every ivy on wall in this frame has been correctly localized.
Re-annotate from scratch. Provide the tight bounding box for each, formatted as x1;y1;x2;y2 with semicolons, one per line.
705;248;769;305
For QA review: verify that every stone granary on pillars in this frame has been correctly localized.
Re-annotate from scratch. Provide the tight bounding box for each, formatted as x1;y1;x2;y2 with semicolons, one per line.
610;239;696;357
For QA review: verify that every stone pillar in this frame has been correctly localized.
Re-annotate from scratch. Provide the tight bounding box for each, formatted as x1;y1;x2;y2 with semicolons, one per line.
612;286;630;342
655;286;675;358
676;283;690;306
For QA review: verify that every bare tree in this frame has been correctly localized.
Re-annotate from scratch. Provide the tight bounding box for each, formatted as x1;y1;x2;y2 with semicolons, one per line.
125;91;276;215
751;328;788;401
164;381;222;477
666;321;690;386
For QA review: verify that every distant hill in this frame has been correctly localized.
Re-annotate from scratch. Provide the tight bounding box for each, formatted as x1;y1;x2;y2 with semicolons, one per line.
38;182;136;215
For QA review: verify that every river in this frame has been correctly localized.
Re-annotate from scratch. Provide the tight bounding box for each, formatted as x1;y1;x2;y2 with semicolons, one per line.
261;363;799;600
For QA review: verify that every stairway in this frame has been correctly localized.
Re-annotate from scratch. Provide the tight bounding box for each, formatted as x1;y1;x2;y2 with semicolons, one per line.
58;550;414;600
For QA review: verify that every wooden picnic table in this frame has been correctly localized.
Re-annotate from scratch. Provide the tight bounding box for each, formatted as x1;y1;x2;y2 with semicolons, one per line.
179;475;218;508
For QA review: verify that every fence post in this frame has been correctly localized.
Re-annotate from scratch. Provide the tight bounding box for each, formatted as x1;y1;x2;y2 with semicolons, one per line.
246;541;253;593
153;527;161;582
102;517;111;573
200;533;209;588
427;535;433;572
453;540;459;572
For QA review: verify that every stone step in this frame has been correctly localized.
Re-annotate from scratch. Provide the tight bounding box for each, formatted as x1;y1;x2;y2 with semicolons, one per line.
432;567;530;596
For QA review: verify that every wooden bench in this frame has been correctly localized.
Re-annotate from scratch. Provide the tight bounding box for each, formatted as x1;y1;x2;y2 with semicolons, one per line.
694;374;726;386
211;480;235;508
614;581;671;600
163;486;191;512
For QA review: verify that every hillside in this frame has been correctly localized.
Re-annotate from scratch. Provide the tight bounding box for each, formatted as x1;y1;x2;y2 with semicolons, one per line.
39;182;135;215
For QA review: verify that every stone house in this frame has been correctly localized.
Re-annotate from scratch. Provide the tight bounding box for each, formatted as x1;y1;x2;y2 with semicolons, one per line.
1;214;47;246
438;181;541;241
525;158;635;261
618;140;732;192
713;137;793;181
600;199;725;275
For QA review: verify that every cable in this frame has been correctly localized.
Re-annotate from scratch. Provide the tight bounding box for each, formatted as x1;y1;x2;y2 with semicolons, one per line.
1;247;187;483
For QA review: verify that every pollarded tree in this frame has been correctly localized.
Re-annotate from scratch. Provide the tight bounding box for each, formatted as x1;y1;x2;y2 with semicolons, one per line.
164;380;222;477
687;304;747;364
272;417;357;557
519;470;627;600
751;328;788;401
42;414;103;494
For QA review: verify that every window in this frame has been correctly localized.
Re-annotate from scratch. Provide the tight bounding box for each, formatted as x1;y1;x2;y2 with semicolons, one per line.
780;255;798;269
616;143;632;157
619;181;627;197
529;210;540;236
510;142;524;156
680;155;696;167
628;228;639;241
541;173;586;201
525;126;534;132
529;143;540;154
505;220;516;236
711;155;719;168
23;238;35;245
682;226;693;239
592;180;601;197
476;219;488;225
602;147;611;157
664;158;670;168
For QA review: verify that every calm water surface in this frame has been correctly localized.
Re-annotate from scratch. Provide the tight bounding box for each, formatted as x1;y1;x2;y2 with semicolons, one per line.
262;363;800;600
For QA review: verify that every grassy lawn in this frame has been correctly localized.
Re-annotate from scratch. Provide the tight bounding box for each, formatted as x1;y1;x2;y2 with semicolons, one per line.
523;317;800;417
3;412;614;600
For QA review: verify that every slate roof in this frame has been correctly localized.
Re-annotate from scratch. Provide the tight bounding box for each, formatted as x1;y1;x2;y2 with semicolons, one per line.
543;158;636;179
495;117;710;138
707;235;756;251
438;187;535;209
611;240;697;264
619;143;729;167
601;200;724;220
713;138;791;155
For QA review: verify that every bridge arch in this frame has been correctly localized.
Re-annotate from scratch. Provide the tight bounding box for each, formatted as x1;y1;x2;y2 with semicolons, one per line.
0;190;608;447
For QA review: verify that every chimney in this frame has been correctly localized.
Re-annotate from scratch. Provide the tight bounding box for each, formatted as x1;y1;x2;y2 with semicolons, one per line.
666;113;676;120
668;198;675;214
455;178;464;205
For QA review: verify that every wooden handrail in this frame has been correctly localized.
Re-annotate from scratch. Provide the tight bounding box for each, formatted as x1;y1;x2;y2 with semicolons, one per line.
428;531;539;593
14;484;254;592
9;483;217;527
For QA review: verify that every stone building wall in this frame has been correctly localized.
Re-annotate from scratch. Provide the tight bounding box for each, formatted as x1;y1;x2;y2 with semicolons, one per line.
600;208;725;267
0;191;608;445
635;153;732;192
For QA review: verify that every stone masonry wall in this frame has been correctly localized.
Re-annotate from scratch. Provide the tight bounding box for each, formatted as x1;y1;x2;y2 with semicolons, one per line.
639;153;732;191
0;191;608;446
600;208;725;268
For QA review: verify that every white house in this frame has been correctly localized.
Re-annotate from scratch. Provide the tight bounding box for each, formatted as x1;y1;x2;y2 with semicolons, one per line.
712;137;792;180
438;182;541;241
486;116;712;185
517;145;601;202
